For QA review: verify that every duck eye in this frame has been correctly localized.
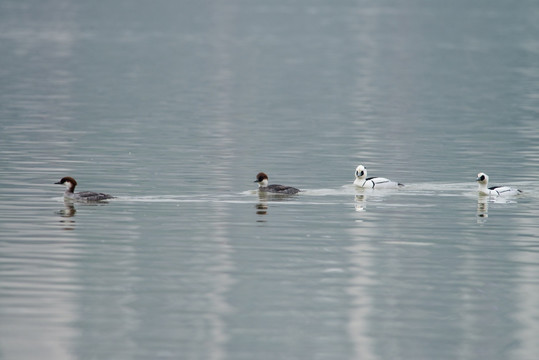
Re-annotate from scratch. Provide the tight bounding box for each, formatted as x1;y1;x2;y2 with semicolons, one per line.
481;175;485;181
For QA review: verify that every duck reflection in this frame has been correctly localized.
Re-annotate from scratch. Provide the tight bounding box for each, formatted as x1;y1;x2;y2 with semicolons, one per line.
254;191;297;221
255;202;268;217
354;194;367;212
476;193;518;223
353;187;402;212
476;194;489;223
57;199;77;218
353;188;377;212
56;200;77;230
55;199;112;229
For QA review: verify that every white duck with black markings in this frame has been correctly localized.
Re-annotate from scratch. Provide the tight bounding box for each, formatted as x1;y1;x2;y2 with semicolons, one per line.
476;172;522;196
353;165;404;189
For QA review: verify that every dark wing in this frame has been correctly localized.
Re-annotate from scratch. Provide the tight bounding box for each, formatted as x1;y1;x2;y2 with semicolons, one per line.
267;184;300;194
78;191;114;201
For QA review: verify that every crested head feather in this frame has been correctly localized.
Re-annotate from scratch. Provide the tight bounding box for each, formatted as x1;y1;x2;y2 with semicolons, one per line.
55;176;77;192
355;165;366;179
476;172;488;184
59;176;77;186
255;172;269;182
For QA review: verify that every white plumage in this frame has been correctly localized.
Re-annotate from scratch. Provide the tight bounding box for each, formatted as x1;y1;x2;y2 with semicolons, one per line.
353;165;404;189
476;172;522;196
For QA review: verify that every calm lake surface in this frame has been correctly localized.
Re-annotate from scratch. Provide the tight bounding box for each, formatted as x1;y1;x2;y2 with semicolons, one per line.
1;0;539;359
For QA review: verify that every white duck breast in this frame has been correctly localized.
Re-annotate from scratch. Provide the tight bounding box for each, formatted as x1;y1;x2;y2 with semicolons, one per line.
353;165;404;189
476;172;522;196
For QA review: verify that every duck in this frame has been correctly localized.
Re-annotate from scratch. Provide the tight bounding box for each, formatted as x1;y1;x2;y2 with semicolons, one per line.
254;172;300;194
476;172;522;196
55;176;114;201
353;165;404;189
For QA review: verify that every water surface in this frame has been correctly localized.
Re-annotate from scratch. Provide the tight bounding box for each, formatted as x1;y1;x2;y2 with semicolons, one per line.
1;1;539;359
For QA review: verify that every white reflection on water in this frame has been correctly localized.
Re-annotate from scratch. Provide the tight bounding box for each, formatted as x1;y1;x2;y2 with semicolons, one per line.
476;195;489;223
342;180;539;359
210;207;236;360
346;225;377;360
476;193;523;224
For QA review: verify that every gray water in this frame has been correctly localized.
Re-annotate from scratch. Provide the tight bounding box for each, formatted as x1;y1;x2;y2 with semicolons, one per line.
1;0;539;359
